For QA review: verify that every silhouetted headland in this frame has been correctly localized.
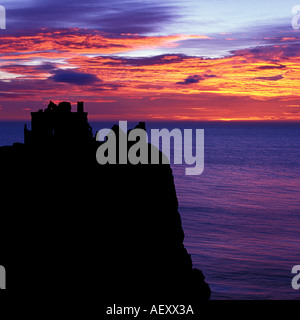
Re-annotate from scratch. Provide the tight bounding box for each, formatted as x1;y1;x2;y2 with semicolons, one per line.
0;101;210;303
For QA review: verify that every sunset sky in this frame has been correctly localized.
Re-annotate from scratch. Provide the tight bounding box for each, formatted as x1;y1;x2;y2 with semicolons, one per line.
0;0;300;120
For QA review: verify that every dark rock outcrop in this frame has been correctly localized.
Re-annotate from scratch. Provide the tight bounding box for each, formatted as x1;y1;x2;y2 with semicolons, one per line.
0;101;210;304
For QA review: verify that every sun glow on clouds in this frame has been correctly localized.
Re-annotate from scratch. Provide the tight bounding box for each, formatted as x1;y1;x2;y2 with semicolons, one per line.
0;27;300;120
0;29;206;55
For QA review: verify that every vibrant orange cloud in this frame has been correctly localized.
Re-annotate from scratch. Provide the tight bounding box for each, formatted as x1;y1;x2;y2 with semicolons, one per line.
0;29;206;55
1;28;300;120
65;52;300;101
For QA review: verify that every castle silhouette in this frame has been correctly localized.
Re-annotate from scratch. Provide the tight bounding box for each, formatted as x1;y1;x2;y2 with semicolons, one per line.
0;101;210;307
24;101;93;145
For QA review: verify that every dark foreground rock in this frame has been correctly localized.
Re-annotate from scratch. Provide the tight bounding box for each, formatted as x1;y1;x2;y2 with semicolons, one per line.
0;103;210;305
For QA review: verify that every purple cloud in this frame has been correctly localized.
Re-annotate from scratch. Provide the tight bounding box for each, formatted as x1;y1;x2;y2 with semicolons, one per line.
102;54;188;66
204;74;218;78
176;75;204;85
5;0;178;35
176;73;217;85
254;75;284;81
50;69;99;85
257;64;286;70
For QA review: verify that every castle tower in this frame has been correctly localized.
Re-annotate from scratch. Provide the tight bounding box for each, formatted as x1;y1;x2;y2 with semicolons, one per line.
77;101;84;113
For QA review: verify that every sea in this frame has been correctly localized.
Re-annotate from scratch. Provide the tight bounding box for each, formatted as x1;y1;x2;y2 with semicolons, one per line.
1;120;300;300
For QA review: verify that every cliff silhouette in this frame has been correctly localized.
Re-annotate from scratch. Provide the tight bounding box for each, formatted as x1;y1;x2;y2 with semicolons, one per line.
0;101;210;304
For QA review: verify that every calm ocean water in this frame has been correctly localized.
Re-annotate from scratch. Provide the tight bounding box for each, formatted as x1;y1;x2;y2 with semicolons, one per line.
1;120;299;300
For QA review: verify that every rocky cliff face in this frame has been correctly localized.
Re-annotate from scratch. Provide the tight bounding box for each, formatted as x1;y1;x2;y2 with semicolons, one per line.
0;125;210;303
